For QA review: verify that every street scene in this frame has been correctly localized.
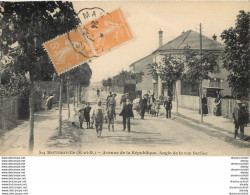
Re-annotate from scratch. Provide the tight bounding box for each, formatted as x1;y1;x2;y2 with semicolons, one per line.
0;2;249;156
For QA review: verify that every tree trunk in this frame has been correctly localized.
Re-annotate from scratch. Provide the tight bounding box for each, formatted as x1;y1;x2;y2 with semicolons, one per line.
79;85;82;103
29;73;35;153
58;76;63;136
67;78;70;120
175;82;178;114
73;86;75;107
76;84;79;106
200;79;203;123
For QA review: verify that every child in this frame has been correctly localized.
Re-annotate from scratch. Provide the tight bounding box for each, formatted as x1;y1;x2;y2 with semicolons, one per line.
84;102;92;129
155;100;161;117
91;100;106;138
107;104;116;132
71;107;78;127
79;107;85;129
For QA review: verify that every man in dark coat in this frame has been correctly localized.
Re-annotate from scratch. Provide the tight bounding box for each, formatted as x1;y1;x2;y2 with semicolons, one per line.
202;94;208;116
232;100;247;140
164;96;172;118
119;99;134;132
140;95;148;119
84;102;91;129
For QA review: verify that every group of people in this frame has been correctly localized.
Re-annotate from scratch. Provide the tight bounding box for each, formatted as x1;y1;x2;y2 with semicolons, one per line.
71;91;134;138
201;93;222;116
71;102;92;129
202;93;249;140
140;93;172;119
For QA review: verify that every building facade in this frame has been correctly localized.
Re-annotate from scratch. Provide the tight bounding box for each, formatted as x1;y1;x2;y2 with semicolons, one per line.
130;30;231;100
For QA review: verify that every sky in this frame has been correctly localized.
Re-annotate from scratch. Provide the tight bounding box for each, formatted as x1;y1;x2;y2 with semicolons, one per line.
73;1;249;83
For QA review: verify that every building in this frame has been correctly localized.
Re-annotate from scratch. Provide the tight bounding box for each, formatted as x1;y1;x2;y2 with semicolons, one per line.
130;30;231;100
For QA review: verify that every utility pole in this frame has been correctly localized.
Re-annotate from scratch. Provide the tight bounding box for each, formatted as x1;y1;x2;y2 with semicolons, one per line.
200;23;203;123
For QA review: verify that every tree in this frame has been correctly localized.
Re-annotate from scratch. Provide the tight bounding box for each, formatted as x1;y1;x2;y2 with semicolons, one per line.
69;63;92;106
160;55;184;113
0;2;80;152
221;10;249;98
147;63;158;82
183;46;219;122
112;70;144;87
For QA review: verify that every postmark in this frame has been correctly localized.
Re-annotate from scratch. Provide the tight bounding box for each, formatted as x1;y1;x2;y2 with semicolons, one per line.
43;8;133;75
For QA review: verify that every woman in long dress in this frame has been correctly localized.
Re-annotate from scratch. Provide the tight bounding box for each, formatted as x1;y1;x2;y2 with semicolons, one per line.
202;94;208;116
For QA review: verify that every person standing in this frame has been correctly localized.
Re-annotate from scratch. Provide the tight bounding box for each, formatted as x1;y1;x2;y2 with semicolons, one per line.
46;94;54;110
214;94;222;116
242;103;249;127
79;106;85;129
96;88;100;97
106;92;112;109
164;96;172;118
232;100;247;140
120;93;128;109
119;99;134;132
140;95;147;119
202;94;208;116
155;100;161;117
107;103;116;132
91;100;106;138
71;107;78;127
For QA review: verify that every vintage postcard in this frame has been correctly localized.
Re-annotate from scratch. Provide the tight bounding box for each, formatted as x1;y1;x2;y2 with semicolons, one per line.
0;1;249;156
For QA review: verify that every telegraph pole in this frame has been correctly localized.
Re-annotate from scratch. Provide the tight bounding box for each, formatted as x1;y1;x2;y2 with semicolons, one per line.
200;23;203;123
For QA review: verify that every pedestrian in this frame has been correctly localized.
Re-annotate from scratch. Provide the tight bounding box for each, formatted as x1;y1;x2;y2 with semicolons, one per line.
232;100;248;140
151;93;155;103
214;94;222;116
155;99;161;117
202;94;208;116
84;102;91;129
241;103;249;127
107;103;116;132
71;107;78;127
119;99;134;132
164;96;172;118
91;100;106;138
106;92;112;109
140;95;147;119
79;106;85;129
120;93;128;109
96;88;100;97
46;94;54;110
147;96;152;114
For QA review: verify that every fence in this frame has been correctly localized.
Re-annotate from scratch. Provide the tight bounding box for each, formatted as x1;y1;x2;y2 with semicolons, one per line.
0;90;44;130
0;96;19;130
176;95;249;119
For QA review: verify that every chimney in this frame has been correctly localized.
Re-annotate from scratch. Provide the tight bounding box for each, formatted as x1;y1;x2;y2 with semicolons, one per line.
212;34;217;41
159;29;163;47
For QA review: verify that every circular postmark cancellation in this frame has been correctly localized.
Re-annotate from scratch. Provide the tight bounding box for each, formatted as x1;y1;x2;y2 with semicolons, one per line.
67;7;108;59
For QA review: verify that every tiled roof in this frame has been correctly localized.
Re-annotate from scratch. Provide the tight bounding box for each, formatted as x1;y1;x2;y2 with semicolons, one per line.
130;54;153;67
155;30;225;52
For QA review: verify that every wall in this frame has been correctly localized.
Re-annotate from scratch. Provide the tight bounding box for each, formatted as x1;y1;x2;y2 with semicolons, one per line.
0;97;19;130
175;94;249;119
131;54;154;92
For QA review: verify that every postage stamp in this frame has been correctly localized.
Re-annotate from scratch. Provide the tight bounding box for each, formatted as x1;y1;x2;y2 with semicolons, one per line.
43;8;133;74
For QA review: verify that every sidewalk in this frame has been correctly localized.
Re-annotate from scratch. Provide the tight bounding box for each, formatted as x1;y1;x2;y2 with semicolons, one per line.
158;103;250;147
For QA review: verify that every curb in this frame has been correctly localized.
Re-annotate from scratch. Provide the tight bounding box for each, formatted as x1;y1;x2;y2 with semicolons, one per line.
171;112;250;148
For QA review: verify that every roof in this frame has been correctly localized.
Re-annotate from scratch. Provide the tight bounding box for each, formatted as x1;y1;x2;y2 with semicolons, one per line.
129;54;153;67
154;30;225;52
